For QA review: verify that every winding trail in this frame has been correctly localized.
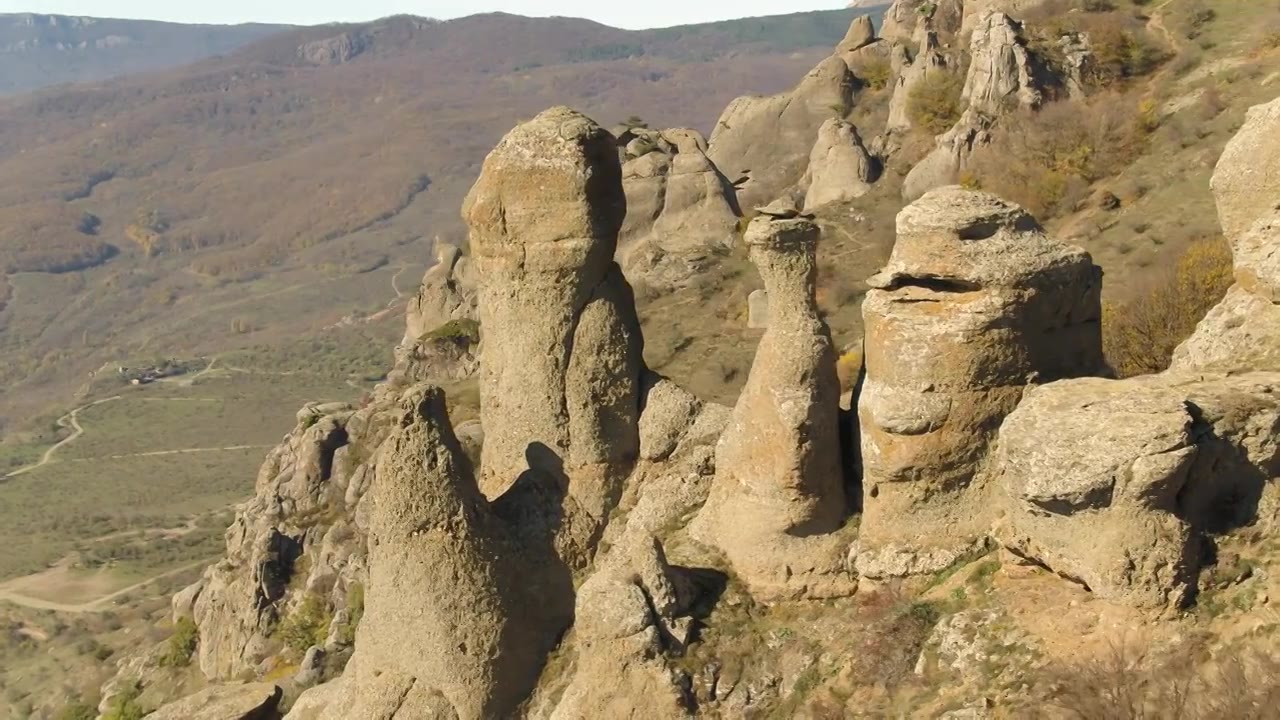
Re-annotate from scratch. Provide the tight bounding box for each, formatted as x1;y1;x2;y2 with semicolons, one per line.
2;397;122;479
0;559;211;613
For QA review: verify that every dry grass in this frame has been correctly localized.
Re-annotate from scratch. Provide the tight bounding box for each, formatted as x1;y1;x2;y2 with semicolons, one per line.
907;71;965;135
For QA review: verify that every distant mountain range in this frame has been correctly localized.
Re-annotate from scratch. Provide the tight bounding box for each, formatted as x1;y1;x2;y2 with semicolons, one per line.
0;13;289;94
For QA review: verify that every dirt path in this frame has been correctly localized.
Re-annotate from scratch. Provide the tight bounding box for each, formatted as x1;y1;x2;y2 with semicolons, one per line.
2;396;123;479
390;264;411;301
0;559;210;613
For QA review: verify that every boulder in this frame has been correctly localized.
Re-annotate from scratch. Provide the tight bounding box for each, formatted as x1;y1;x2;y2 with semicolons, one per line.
147;683;281;720
543;531;698;719
801;118;878;211
1173;95;1280;373
463;106;644;563
856;187;1104;578
692;207;855;600
995;373;1280;610
708;56;857;209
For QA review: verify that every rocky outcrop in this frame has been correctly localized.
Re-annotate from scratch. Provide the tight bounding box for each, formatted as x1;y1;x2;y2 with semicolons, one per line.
880;0;964;43
618;127;741;292
147;683;282;720
801;118;878;211
186;402;374;679
995;373;1280;611
885;29;949;136
856;187;1104;578
320;386;573;719
708;55;856;209
401;240;477;347
692;203;854;600
463;107;644;565
1173;97;1280;373
540;530;699;718
902;12;1043;201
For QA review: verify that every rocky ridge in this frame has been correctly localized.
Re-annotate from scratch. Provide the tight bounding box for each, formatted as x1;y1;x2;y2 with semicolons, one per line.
108;6;1280;718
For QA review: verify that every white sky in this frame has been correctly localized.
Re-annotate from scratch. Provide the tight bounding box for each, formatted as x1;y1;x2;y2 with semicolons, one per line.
0;1;849;29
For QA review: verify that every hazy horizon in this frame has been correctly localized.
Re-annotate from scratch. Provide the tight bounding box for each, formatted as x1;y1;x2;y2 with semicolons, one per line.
0;0;855;30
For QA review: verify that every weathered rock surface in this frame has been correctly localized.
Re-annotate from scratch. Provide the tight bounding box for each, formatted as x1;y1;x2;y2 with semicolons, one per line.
464;106;644;563
402;240;478;346
1174;96;1280;373
147;683;282;720
885;30;949;136
187;403;371;679
708;55;856;209
881;0;964;43
692;206;854;600
540;530;698;719
801;118;878;211
857;187;1104;578
902;12;1043;201
322;386;573;719
389;319;480;387
995;373;1280;610
619;127;741;292
747;289;769;329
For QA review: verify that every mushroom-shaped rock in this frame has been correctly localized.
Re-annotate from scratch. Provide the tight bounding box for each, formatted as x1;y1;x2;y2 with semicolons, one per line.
995;372;1280;611
323;386;573;719
1174;96;1280;373
691;212;854;600
463;107;644;563
802;118;878;211
856;187;1104;578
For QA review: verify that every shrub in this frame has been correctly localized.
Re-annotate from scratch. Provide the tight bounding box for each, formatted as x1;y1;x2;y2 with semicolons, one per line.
276;594;332;654
907;71;965;135
966;94;1150;217
1087;24;1169;84
424;318;480;345
337;583;365;646
101;681;145;720
159;616;199;667
852;56;893;91
1103;236;1233;378
56;703;98;720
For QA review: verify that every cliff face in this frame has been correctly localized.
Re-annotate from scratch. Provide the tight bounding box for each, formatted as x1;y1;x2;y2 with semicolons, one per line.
117;5;1280;718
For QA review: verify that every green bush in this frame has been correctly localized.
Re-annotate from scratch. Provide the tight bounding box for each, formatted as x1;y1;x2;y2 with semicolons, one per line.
56;703;98;720
907;71;965;134
101;682;145;720
424;318;481;345
159;616;199;668
337;582;365;646
276;594;332;654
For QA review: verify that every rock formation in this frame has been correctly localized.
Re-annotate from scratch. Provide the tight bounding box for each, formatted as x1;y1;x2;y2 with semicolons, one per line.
692;202;855;600
856;187;1104;578
463;106;644;563
318;386;572;719
618;127;741;292
401;240;477;348
880;0;964;43
708;55;856;209
885;29;949;136
902;12;1044;201
184;403;369;680
995;373;1280;611
539;529;699;718
801;118;878;211
1173;96;1280;373
993;96;1280;611
147;683;282;720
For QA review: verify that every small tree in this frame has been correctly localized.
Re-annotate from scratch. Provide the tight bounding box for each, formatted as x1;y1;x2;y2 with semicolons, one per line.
159;616;199;668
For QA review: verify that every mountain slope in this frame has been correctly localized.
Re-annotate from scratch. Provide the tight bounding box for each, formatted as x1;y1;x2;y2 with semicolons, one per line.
0;8;877;431
0;13;288;95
